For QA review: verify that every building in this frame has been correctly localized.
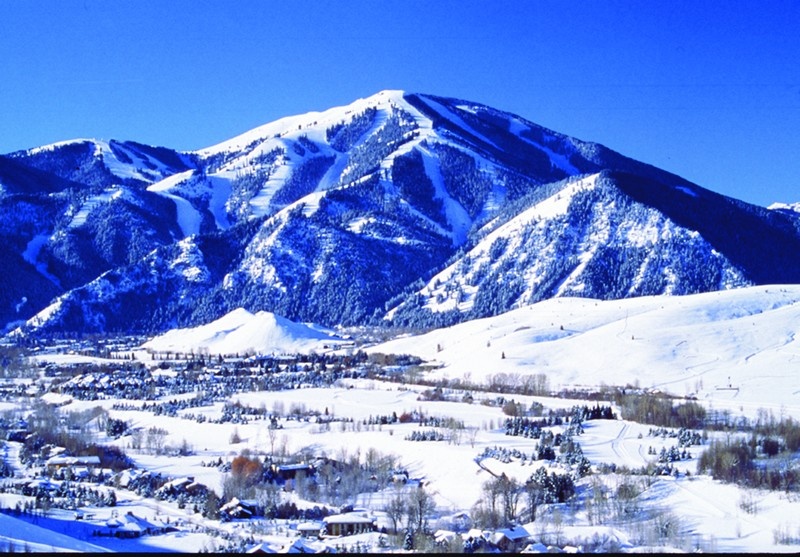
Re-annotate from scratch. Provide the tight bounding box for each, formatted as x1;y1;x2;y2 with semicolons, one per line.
490;525;532;552
322;512;377;537
220;497;262;519
246;542;277;553
96;511;168;539
297;521;324;539
271;463;316;482
45;455;101;474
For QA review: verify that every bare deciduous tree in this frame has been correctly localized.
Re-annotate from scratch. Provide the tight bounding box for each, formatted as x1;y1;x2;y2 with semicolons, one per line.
407;484;436;533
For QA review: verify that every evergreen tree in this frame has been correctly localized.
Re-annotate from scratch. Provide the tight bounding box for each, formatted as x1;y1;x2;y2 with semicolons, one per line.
404;528;414;551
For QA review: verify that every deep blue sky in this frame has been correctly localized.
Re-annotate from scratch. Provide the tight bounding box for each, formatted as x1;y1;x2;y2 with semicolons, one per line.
1;1;798;206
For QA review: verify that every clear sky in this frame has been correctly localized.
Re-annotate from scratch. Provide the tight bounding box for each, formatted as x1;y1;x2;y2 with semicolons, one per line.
1;0;798;207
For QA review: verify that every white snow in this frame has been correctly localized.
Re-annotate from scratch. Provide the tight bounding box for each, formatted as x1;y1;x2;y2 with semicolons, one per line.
415;95;503;151
25;139;179;184
96;140;180;183
676;184;699;197
508;117;580;175
0;510;112;552
12;298;63;334
24;138;93;156
194;90;440;223
375;285;800;417
198;90;412;159
169;237;210;284
142;307;347;355
149;170;233;231
6;92;800;554
418;142;472;245
22;234;62;287
68;185;126;229
10;283;800;553
768;201;800;214
414;174;598;314
147;170;203;237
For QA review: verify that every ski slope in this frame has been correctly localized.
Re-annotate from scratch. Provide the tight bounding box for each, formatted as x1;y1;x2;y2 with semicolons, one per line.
371;285;800;417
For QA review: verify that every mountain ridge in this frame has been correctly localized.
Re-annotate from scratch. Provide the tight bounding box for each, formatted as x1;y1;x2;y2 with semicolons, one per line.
3;90;800;337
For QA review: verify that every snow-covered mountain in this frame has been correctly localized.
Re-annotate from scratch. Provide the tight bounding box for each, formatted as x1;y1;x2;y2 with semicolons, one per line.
769;201;800;216
4;90;800;337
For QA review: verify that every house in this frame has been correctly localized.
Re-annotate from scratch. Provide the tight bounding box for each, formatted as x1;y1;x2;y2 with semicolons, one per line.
461;529;489;553
322;511;377;537
23;478;56;496
271;462;316;482
70;466;93;480
113;468;157;489
162;476;193;491
435;510;472;533
6;429;30;442
297;521;324;539
435;529;458;546
97;511;168;539
156;476;207;499
391;471;409;485
185;481;206;495
45;455;101;473
220;497;262;519
104;516;143;539
490;525;532;552
521;541;549;553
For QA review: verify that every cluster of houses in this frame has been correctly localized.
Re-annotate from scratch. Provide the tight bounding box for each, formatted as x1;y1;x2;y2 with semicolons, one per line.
25;452;582;552
6;442;600;552
242;516;585;553
220;498;376;539
237;506;589;553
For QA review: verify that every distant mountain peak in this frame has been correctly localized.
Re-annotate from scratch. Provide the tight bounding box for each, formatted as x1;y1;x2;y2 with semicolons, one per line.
768;201;800;214
4;91;800;338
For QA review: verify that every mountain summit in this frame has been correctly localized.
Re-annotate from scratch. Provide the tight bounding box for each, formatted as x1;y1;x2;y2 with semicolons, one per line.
3;90;800;337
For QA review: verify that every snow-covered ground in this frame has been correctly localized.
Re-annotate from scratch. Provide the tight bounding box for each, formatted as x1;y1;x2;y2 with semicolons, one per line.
7;375;800;553
373;285;800;419
5;285;800;552
141;307;349;355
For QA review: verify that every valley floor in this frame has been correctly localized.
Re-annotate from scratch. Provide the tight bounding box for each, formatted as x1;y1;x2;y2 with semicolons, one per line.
1;318;799;553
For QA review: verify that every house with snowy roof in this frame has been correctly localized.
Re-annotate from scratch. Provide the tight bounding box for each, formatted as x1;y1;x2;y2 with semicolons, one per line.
45;454;100;473
322;511;376;537
284;537;329;553
296;521;324;539
490;525;532;552
96;511;169;538
220;497;263;519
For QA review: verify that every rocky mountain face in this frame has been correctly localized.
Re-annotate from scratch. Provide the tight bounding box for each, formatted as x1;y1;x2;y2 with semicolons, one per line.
3;90;800;337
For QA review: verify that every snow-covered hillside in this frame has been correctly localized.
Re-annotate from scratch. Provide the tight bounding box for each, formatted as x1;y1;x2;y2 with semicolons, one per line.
122;282;800;416
373;284;800;416
389;172;749;323
142;308;348;355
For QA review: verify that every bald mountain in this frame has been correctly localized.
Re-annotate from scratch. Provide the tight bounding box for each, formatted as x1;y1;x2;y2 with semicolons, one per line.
4;91;800;337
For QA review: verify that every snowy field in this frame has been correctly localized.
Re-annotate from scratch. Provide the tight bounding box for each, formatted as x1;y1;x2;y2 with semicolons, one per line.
5;380;800;553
